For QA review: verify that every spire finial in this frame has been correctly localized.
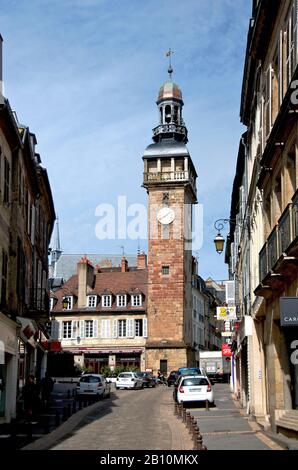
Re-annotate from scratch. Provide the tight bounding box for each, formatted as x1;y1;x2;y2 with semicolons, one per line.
166;48;174;80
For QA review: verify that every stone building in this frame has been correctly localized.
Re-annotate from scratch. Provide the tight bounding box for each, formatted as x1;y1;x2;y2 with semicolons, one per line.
0;36;55;423
226;0;298;437
142;71;198;375
50;254;148;372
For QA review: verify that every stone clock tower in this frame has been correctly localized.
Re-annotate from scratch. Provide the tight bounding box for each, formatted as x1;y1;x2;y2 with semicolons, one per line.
142;69;198;374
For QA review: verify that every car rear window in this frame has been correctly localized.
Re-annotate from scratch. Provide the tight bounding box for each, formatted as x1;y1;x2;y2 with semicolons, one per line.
80;376;102;383
119;373;132;378
182;378;209;386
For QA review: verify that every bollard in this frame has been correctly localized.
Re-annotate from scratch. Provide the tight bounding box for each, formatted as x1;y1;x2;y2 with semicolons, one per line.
43;415;50;434
174;403;178;416
182;406;187;423
55;410;60;427
178;403;183;419
186;411;191;429
27;421;33;440
190;416;196;436
205;399;209;411
62;406;67;421
196;431;203;450
72;400;76;414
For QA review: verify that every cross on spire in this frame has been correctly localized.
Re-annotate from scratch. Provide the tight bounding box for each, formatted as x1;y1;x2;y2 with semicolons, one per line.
166;48;174;79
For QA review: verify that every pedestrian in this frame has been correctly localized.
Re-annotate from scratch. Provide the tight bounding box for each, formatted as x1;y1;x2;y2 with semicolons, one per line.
22;374;39;422
40;372;54;409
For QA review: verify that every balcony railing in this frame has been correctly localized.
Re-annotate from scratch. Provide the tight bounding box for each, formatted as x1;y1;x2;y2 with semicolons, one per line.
279;204;292;254
267;226;279;271
258;193;298;283
143;170;197;195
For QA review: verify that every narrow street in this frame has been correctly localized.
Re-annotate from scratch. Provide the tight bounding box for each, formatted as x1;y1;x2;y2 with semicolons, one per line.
20;383;285;451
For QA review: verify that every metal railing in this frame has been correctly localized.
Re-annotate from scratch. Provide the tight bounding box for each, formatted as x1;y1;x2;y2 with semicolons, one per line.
267;225;279;271
278;204;292;254
259;244;267;284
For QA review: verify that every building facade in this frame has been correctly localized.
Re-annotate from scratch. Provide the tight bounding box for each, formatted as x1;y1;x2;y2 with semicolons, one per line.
0;36;55;423
50;254;148;372
227;0;298;436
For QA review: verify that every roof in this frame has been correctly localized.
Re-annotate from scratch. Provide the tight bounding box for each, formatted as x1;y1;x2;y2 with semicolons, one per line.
54;253;138;280
51;268;148;314
143;140;190;158
157;81;183;103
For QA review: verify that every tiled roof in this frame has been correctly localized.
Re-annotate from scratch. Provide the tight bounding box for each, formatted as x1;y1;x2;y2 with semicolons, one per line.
51;268;148;313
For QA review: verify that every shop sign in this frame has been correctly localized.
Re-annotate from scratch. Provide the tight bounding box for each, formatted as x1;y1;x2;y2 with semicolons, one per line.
280;297;298;326
216;307;237;321
222;343;232;357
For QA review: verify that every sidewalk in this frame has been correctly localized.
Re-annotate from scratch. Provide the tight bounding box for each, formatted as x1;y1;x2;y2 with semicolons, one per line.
188;384;283;450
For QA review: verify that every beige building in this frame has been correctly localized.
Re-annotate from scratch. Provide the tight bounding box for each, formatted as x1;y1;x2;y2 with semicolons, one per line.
227;0;298;437
50;254;148;373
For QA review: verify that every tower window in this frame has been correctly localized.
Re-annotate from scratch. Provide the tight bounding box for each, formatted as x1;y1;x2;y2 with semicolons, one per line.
162;266;170;275
173;106;178;124
165;105;171;123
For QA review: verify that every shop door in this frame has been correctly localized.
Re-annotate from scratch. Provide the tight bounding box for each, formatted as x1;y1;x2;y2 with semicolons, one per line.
285;329;298;409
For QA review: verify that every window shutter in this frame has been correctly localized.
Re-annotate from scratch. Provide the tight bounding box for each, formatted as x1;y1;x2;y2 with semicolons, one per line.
127;318;134;338
93;320;98;338
58;321;62;340
106;320;111;338
51;320;59;340
225;281;235;306
71;320;76;339
112;319;118;338
31;205;35;245
101;320;106;338
143;318;148;338
79;320;85;339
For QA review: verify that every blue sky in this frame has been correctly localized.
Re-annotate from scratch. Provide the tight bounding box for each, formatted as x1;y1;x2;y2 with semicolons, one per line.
0;0;250;280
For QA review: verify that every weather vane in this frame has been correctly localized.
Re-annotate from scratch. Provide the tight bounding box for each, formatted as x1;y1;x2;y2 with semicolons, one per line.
166;48;174;79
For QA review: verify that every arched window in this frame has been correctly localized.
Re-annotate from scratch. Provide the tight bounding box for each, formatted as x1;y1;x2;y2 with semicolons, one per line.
165;105;171;123
173;106;179;124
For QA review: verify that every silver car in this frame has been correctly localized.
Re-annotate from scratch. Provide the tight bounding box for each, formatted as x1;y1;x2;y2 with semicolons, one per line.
115;372;143;390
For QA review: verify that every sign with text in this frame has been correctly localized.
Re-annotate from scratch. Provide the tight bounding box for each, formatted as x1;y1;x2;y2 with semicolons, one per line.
280;297;298;326
222;343;232;357
216;306;237;321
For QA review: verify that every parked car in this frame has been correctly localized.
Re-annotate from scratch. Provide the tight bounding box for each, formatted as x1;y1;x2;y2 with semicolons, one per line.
177;367;206;377
76;374;111;399
173;375;214;405
136;372;156;388
115;372;143;390
167;370;178;386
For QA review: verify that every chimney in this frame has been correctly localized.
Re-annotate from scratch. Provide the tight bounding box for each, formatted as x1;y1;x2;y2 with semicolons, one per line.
137;252;147;269
77;256;94;307
121;256;128;273
0;34;4;104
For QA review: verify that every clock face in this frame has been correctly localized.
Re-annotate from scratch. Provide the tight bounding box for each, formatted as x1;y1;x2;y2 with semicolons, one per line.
157;207;175;225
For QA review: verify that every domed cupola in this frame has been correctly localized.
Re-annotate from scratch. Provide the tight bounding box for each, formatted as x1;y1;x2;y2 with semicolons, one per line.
152;59;187;144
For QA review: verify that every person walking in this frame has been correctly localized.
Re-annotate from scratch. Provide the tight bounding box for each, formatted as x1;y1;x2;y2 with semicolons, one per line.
22;374;39;422
40;372;54;409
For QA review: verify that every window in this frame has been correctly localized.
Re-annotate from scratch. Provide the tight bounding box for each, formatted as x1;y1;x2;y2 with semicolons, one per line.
87;295;97;308
117;294;127;307
3;157;10;204
1;250;8;306
131;294;142;307
162;266;169;275
118;319;127;337
85;320;94;338
101;319;111;338
63;296;73;310
62;321;72;339
135;319;143;337
102;295;112;308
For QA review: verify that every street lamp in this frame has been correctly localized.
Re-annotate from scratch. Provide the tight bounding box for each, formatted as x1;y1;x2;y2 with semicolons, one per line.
213;219;235;255
62;297;70;309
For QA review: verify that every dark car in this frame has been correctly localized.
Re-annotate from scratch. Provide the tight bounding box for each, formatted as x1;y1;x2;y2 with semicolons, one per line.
167;371;178;387
136;372;156;388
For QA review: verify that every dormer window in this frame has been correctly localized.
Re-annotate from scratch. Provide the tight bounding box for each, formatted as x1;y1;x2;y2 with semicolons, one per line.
117;294;127;307
62;296;73;310
102;295;112;308
131;294;142;307
87;295;97;308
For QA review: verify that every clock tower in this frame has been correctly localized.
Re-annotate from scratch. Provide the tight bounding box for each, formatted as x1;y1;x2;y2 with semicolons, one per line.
142;67;198;374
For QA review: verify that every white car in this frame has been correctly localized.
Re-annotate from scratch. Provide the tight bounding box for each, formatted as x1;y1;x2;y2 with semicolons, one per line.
76;374;111;398
176;375;214;405
115;372;143;390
